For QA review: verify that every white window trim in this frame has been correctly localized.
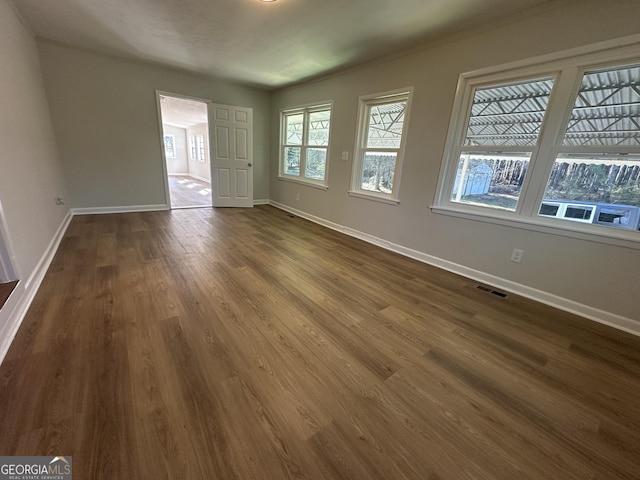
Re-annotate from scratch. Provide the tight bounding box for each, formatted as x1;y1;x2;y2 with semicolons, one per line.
349;87;413;204
433;34;640;249
279;102;332;188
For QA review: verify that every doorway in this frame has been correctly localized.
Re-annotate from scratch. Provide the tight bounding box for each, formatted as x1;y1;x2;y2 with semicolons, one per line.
0;207;18;310
158;94;212;209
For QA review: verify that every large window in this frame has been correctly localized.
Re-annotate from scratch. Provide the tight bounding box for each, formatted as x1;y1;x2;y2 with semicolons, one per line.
280;104;332;186
539;65;640;231
451;78;554;211
351;89;412;203
436;45;640;241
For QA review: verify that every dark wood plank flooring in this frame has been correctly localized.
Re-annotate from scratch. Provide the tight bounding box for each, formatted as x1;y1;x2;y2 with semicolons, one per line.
0;206;639;479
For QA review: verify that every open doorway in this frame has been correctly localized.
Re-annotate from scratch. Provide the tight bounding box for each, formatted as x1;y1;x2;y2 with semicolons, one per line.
158;94;212;208
0;207;18;310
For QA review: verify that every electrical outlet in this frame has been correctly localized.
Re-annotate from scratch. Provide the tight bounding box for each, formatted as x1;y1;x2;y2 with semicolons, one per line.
341;151;349;161
296;193;300;201
510;248;524;263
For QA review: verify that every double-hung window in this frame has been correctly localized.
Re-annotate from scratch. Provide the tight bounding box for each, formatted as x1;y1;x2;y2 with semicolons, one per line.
350;89;413;203
189;136;197;161
539;64;640;231
163;134;176;159
197;134;205;162
280;104;332;186
447;77;554;211
436;42;640;243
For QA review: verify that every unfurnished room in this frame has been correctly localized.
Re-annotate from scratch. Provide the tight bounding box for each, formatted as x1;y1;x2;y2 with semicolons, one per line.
0;0;639;478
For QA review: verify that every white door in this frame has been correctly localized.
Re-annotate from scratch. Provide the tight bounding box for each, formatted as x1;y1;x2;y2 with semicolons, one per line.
209;103;253;207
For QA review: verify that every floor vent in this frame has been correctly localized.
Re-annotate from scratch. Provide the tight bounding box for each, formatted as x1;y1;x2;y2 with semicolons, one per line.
477;285;508;298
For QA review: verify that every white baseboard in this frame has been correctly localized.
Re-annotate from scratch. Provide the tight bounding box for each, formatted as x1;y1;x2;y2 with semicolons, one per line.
269;201;640;337
72;204;170;215
253;199;269;206
0;210;73;365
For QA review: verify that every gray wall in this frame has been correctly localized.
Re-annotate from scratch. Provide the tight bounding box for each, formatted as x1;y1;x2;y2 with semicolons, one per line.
37;41;271;208
0;0;69;280
269;0;640;322
0;0;70;345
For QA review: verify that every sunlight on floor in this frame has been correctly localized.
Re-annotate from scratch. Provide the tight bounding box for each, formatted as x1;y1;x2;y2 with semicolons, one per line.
168;175;212;208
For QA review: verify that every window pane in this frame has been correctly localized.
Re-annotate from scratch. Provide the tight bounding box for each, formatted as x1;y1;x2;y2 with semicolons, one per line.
366;101;406;148
464;78;554;147
308;110;331;146
164;135;175;158
305;148;327;180
562;65;640;146
285;114;304;145
451;152;530;211
189;136;196;159
540;153;640;230
361;152;396;193
284;147;300;175
197;135;205;162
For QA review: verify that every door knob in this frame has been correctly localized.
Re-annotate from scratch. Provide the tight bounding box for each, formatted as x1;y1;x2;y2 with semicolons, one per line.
248;163;253;167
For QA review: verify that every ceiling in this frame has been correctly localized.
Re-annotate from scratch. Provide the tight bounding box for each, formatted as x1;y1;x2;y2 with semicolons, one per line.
12;0;554;89
160;95;208;128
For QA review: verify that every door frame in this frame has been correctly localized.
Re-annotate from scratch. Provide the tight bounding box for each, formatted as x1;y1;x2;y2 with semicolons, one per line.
0;201;18;283
155;90;212;209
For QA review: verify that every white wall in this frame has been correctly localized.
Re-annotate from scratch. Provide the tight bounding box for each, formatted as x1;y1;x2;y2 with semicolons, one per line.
37;41;271;208
163;124;189;174
270;0;640;325
186;124;211;182
0;0;70;356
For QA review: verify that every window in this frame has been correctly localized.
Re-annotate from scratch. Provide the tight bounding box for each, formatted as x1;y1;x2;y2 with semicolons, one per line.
197;135;205;163
451;78;554;211
436;44;640;241
163;134;176;159
351;89;412;203
539;64;640;232
189;136;197;161
279;103;332;186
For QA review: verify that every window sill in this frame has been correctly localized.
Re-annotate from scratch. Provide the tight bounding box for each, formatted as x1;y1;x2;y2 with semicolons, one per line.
431;205;640;250
278;176;328;190
348;191;400;205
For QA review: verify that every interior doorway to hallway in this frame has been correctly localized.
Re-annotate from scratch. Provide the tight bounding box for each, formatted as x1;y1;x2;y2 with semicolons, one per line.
158;94;212;209
0;208;18;310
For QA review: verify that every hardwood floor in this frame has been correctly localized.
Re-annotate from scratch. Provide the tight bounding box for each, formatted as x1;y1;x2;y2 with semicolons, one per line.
168;174;212;208
0;205;639;479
